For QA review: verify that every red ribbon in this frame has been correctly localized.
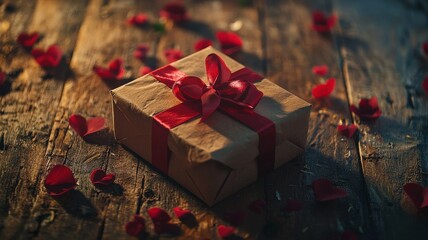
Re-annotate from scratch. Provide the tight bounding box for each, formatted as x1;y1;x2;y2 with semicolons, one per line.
149;53;276;177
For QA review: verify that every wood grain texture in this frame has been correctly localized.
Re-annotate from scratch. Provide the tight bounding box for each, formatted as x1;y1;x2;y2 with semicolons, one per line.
335;0;428;239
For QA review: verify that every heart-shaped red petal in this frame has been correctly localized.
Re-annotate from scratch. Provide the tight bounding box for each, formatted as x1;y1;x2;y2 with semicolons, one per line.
422;76;428;95
69;114;105;137
153;222;181;236
133;44;150;61
216;31;243;55
17;32;39;49
248;199;266;214
312;78;336;99
350;97;382;120
194;39;213;52
85;117;106;135
337;124;358;138
312;65;329;76
139;66;152;76
403;183;428;209
164;48;183;63
90;168;115;186
173;207;192;220
31;44;63;68
422;42;428;56
147;207;171;223
127;13;149;27
93;58;125;81
311;11;337;32
44;165;77;196
160;2;188;23
312;178;348;202
217;225;235;238
284;199;303;212
0;71;6;87
125;215;146;237
223;210;246;226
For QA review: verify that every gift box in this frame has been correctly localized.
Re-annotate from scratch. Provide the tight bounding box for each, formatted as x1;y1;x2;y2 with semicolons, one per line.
111;47;311;206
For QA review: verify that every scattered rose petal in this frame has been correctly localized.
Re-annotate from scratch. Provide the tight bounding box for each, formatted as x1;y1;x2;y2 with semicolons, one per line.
0;71;6;88
217;225;236;238
337;124;358;138
90;168;115;186
164;48;183;63
194;39;213;52
139;66;152;76
311;11;337;32
248;199;266;214
160;2;188;23
44;165;77;196
216;31;243;55
341;230;359;240
312;78;336;99
284;199;303;212
350;97;382;121
422;76;428;95
17;32;39;49
422;42;428;57
93;58;125;81
147;207;171;223
312;178;348;202
125;215;146;237
403;183;428;209
312;65;328;76
31;45;62;68
68;114;106;137
223;210;246;226
153;222;181;236
173;207;192;220
133;44;150;61
126;13;149;27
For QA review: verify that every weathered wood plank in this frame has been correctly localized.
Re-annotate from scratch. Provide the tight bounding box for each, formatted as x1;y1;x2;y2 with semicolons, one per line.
0;0;88;238
335;0;428;239
262;0;373;239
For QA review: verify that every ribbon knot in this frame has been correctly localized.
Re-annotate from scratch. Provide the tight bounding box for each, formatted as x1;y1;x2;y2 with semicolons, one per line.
171;53;263;120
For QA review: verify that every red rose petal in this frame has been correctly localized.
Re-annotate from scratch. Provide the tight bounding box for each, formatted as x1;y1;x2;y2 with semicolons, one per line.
223;210;246;226
125;215;146;237
312;78;336;99
217;225;235;238
350;97;382;121
69;114;106;137
312;64;329;76
153;222;181;236
284;199;303;212
160;2;188;23
31;45;62;68
90;168;115;186
248;199;266;214
194;39;213;52
44;165;77;196
126;13;149;27
147;207;171;223
173;207;192;220
216;31;243;55
133;44;150;61
422;42;428;56
17;32;39;49
139;66;152;76
164;48;183;63
341;230;359;240
422;76;428;95
311;11;337;32
337;124;358;138
93;58;125;81
403;183;428;209
0;71;6;87
312;178;348;202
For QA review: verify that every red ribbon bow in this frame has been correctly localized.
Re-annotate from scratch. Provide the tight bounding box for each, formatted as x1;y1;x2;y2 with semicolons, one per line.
149;53;275;177
172;54;263;120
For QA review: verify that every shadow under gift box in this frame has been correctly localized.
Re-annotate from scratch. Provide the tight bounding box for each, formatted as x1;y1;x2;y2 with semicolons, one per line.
110;47;311;206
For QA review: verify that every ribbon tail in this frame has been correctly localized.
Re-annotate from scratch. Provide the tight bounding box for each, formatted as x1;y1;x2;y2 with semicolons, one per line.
152;102;200;174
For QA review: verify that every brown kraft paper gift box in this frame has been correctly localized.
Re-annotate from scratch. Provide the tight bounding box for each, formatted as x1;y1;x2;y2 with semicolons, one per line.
111;47;311;206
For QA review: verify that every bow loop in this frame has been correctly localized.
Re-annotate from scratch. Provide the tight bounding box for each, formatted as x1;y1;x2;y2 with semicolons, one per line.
206;53;232;87
172;76;206;102
218;80;263;109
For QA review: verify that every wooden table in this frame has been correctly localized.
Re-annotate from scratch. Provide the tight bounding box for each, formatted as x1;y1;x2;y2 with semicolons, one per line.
1;0;427;239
